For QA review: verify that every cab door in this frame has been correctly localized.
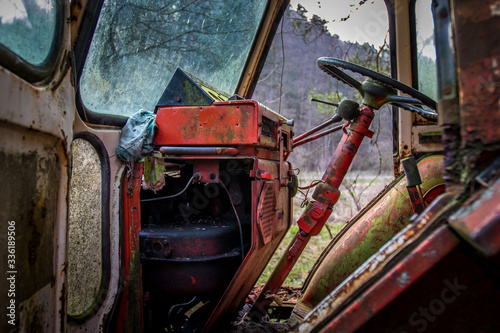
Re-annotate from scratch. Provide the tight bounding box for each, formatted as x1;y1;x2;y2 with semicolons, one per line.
0;0;73;331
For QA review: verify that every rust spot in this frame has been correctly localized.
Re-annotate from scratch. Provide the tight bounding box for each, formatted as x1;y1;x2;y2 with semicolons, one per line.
60;282;66;332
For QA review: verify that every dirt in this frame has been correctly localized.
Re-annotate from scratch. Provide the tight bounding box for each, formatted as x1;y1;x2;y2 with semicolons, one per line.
227;286;303;333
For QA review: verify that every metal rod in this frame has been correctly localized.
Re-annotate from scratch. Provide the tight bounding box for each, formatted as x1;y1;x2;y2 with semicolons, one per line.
293;123;345;148
293;115;343;144
311;98;339;107
159;147;239;155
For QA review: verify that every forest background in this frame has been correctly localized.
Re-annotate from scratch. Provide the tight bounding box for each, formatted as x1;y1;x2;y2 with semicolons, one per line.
253;3;396;285
253;4;394;216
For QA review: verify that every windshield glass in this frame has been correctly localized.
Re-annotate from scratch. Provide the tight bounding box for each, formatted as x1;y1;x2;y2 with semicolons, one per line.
415;0;437;101
0;0;57;66
80;0;269;117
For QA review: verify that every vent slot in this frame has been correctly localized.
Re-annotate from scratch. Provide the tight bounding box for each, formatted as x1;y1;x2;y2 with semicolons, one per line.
257;182;276;244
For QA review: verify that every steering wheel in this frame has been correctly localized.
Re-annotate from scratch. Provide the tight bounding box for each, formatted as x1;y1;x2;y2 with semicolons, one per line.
317;58;438;121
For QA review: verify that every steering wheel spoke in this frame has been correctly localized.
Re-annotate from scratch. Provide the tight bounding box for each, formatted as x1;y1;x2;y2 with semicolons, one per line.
317;57;438;121
386;95;424;105
390;102;438;121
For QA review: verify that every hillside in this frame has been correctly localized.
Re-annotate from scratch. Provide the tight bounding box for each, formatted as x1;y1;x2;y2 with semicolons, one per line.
253;5;394;175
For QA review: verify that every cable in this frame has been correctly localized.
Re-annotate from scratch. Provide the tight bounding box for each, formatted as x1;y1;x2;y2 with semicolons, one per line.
278;14;285;115
140;173;200;202
219;181;245;262
299;180;322;190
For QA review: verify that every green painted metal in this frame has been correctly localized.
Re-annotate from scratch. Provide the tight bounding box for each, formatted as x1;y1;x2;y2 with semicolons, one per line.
291;154;444;319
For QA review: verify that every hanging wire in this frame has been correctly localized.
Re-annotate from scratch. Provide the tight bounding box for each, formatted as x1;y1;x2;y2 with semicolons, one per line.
298;180;322;190
219;181;245;262
140;173;200;202
278;14;285;114
298;178;323;208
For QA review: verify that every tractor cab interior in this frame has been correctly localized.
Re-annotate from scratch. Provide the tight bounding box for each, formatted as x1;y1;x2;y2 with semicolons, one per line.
1;0;500;332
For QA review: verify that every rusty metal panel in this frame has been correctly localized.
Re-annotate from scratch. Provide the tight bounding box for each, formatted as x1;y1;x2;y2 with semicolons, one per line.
294;193;458;333
0;125;62;332
115;164;144;332
155;101;259;146
257;182;277;245
203;159;292;331
453;0;500;169
310;226;460;333
449;176;500;257
293;155;445;314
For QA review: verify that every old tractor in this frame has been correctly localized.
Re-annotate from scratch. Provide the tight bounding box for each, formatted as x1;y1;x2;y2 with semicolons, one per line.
0;0;499;332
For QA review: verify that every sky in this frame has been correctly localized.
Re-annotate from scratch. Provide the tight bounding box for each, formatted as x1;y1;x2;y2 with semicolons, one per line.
0;0;52;25
289;0;390;47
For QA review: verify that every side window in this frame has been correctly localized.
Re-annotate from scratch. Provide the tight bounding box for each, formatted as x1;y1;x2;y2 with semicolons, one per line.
414;0;437;101
67;135;109;321
0;0;61;80
253;1;394;285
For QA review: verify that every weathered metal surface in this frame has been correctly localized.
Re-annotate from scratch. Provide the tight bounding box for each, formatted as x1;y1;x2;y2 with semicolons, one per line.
293;155;444;318
155;101;258;145
402;156;422;187
155;100;293;152
257;182;277;244
160;146;239;156
116;164;143;332
70;0;87;46
306;225;460;333
0;3;73;332
0;124;66;332
402;156;426;214
140;221;242;295
434;0;462;192
476;155;500;186
301;106;375;236
203;158;292;332
453;0;500;178
423;183;446;205
155;68;219;107
0;45;74;143
407;186;426;214
294;193;457;333
449;176;500;257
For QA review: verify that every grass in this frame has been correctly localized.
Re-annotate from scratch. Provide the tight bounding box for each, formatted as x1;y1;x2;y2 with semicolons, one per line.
256;171;393;288
256;222;344;287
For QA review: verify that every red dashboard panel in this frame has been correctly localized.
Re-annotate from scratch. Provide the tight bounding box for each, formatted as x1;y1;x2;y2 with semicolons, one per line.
154;100;260;146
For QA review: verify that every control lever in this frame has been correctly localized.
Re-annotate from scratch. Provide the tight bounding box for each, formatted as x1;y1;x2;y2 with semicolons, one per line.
402;156;425;215
311;98;339;107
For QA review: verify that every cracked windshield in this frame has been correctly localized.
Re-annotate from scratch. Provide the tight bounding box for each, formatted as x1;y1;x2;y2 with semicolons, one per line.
254;0;432;286
80;0;268;116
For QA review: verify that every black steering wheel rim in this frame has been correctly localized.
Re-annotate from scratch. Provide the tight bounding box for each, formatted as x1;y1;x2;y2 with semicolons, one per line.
317;57;437;111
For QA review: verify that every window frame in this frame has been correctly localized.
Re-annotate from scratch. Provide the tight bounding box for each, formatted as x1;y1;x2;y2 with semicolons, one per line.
383;0;400;173
0;0;65;84
67;132;111;325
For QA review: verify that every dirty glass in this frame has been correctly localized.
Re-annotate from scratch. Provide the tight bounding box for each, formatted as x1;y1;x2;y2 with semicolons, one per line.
80;0;269;117
68;139;102;317
415;0;437;101
0;0;56;65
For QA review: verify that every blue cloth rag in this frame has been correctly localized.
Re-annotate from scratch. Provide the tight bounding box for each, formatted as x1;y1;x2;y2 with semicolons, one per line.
116;110;156;163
